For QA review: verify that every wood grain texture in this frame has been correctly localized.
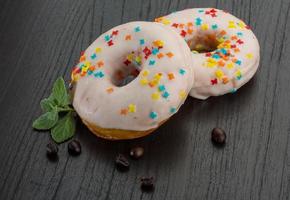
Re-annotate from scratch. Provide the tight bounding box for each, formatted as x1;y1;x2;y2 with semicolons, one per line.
1;0;290;199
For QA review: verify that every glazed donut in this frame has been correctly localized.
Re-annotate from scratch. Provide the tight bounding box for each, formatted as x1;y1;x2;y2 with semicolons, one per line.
155;8;260;99
71;21;194;140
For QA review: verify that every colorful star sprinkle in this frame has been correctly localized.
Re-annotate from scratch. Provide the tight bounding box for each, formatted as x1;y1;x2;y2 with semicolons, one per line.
135;26;141;32
106;87;114;94
168;73;175;80
205;8;217;17
128;104;136;113
94;71;105;78
170;107;176;114
151;92;160;100
179;90;187;99
158;85;166;92
149;111;158;119
179;69;186;75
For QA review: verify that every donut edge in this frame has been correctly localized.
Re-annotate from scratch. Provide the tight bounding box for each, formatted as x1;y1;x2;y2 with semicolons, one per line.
81;118;168;140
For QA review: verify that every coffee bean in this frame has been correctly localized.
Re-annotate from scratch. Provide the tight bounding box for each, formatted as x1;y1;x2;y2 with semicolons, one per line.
211;128;226;145
130;147;144;159
68;140;81;156
46;142;58;160
140;177;155;191
115;154;130;171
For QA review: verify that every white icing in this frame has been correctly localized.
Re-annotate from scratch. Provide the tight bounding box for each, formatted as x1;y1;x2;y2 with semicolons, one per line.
156;8;260;99
72;21;194;131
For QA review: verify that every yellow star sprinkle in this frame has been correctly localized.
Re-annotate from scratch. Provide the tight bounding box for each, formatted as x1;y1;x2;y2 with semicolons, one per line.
215;69;224;79
95;47;102;53
135;56;142;63
237;22;246;29
139;78;148;85
150;79;159;86
201;24;209;30
141;70;149;77
84;61;91;67
127;53;134;61
206;58;217;67
179;90;186;99
151;92;160;100
217;38;225;43
162;18;171;25
226;62;234;69
128;104;136;113
235;70;242;77
246;53;253;59
228;21;237;29
154;73;162;80
81;66;89;73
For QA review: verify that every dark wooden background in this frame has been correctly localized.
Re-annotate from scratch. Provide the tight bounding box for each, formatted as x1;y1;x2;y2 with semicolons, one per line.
1;0;290;199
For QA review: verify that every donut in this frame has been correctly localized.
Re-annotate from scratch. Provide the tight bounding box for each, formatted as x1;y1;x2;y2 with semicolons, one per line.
71;21;194;140
155;8;260;99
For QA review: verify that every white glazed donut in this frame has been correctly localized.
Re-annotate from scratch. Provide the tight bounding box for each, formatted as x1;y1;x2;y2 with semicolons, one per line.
71;21;194;140
155;8;260;99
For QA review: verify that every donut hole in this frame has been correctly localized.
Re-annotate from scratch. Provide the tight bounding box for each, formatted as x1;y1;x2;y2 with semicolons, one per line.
110;52;142;87
187;32;220;53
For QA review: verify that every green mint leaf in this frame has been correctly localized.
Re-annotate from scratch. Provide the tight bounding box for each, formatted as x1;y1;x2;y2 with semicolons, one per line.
56;106;74;112
32;110;59;130
51;112;75;143
52;77;69;107
40;97;56;112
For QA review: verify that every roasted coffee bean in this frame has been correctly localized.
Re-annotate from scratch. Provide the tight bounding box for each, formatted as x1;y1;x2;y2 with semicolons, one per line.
115;154;130;171
211;128;226;145
68;140;81;156
140;177;155;191
129;147;144;159
46;143;58;161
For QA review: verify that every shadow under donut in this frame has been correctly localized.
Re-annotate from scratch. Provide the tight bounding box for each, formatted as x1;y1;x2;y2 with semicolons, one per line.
75;75;257;169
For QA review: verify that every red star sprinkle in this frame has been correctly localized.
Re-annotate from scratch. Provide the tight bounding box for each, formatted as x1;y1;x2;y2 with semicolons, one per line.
237;39;244;45
73;67;81;74
123;59;131;66
112;30;119;36
206;52;212;57
143;47;151;56
205;9;217;17
180;30;187;37
211;79;218;85
108;40;114;46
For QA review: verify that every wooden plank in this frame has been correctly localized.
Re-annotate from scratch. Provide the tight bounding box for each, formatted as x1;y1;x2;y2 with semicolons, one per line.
0;0;290;199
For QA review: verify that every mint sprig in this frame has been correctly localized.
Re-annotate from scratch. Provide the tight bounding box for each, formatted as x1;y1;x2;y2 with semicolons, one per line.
32;77;76;143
